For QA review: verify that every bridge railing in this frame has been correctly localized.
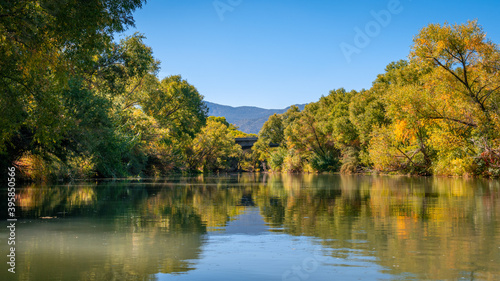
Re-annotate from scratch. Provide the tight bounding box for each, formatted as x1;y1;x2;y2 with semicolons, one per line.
234;137;278;149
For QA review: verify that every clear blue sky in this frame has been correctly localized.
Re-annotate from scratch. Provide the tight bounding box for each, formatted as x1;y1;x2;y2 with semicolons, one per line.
120;0;500;109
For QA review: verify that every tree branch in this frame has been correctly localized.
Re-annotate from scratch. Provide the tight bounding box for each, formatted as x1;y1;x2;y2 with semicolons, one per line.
425;115;477;127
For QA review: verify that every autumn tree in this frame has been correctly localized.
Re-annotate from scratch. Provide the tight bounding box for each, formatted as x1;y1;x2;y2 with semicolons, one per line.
407;20;499;175
367;60;434;175
185;118;242;172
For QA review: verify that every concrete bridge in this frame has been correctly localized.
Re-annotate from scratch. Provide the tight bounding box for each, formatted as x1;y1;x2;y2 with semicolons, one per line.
234;137;279;150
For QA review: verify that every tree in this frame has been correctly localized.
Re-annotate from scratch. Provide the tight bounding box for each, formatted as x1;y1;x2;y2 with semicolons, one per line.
208;116;255;138
411;20;500;126
142;75;208;140
259;114;285;145
349;88;389;167
367;60;434;175
185;118;242;172
251;113;285;170
284;97;341;172
0;0;146;173
407;20;500;175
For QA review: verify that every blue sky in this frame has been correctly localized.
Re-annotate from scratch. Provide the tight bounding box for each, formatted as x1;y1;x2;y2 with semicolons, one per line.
120;0;500;109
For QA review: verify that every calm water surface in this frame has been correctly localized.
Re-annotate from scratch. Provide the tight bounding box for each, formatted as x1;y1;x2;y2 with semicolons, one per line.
1;174;500;280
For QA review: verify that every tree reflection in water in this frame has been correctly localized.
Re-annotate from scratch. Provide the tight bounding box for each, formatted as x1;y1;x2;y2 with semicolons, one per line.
1;174;499;280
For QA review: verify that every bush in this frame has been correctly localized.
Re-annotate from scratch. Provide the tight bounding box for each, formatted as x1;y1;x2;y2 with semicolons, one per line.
310;150;340;172
340;147;358;174
283;150;305;173
269;147;288;171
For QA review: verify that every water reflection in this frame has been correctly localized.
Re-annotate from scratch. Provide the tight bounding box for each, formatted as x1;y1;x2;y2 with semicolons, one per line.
1;174;499;280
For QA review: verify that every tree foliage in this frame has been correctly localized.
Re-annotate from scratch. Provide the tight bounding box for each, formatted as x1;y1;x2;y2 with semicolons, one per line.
2;5;499;179
185;117;242;172
255;21;500;177
1;1;216;179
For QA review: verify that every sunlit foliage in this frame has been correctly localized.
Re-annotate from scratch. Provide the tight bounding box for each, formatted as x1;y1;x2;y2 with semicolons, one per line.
256;21;500;177
2;2;499;179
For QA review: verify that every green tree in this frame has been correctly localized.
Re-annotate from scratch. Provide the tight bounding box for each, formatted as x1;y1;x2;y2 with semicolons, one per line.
0;0;146;174
142;75;207;140
185;118;242;172
208;116;255;138
0;0;145;144
259;114;285;145
284;101;340;172
252;113;286;170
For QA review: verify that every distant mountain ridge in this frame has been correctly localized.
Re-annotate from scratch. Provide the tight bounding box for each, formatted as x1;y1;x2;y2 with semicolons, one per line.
204;101;306;135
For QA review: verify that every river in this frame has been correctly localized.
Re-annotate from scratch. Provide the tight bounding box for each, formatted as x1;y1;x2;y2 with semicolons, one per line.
1;174;499;280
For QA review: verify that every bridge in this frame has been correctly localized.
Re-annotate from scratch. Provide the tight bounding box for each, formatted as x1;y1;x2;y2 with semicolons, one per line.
234;137;279;150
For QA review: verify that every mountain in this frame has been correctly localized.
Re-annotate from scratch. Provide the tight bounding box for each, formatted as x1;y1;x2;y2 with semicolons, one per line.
204;101;306;135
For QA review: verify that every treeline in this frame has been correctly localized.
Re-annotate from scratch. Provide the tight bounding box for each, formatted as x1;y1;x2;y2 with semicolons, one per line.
1;1;499;180
0;0;251;180
254;21;500;177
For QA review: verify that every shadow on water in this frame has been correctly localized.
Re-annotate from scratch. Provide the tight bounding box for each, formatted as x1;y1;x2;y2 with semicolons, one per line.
1;174;499;280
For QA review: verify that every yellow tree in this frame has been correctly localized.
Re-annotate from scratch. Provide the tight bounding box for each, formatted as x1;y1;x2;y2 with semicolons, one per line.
368;60;433;175
409;20;500;176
